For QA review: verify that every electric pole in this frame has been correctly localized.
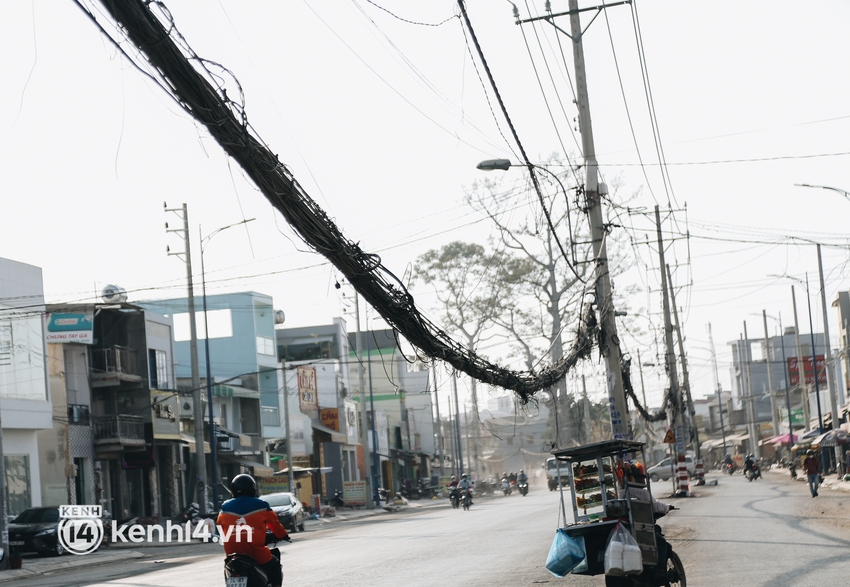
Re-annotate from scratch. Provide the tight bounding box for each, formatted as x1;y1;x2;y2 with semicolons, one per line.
165;203;207;513
791;286;811;430
666;264;700;463
353;292;374;508
432;362;445;477
762;311;780;438
452;373;464;475
742;323;760;459
655;206;689;495
280;359;295;498
817;244;844;474
514;1;632;439
707;323;728;456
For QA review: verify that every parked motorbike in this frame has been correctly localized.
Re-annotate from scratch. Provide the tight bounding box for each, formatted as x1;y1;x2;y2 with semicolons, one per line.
224;531;290;587
329;489;345;508
417;479;436;498
517;481;529;496
604;508;685;587
377;487;390;503
175;502;200;524
399;484;422;500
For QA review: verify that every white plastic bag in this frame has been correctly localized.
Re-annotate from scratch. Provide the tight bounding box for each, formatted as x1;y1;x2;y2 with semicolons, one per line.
604;522;643;576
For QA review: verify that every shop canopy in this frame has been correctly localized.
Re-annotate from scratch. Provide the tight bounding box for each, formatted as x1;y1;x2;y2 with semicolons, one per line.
809;429;850;448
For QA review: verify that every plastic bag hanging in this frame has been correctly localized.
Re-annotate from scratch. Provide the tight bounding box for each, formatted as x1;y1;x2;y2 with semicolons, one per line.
604;522;643;576
545;528;586;577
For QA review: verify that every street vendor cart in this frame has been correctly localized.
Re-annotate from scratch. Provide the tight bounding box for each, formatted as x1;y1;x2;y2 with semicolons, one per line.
550;439;686;586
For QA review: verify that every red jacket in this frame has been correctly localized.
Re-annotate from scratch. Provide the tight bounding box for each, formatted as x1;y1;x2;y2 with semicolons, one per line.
217;496;289;564
803;456;820;476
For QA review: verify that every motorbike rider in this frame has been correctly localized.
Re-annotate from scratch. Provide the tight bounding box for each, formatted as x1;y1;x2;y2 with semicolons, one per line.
458;473;473;504
508;471;518;484
447;475;459;504
743;454;756;474
218;474;290;587
723;454;733;467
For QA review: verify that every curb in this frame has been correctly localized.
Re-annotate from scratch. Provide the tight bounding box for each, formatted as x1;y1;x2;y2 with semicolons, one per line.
767;466;850;494
0;550;146;583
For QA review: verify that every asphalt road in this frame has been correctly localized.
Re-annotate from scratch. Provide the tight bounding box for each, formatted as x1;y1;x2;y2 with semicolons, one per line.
4;473;849;586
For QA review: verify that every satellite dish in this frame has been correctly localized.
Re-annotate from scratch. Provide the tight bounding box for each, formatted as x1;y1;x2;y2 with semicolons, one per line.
101;284;128;304
274;310;286;325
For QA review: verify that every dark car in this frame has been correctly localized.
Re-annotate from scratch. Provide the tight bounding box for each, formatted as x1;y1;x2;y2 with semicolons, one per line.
260;492;305;533
8;507;65;556
8;506;112;557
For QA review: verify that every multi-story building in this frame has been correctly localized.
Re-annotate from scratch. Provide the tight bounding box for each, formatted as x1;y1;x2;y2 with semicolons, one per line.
38;300;184;520
0;258;53;515
277;319;357;500
346;329;435;492
140;292;275;488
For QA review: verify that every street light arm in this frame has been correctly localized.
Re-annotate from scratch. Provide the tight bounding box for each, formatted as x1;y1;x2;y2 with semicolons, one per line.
202;218;256;250
795;183;850;202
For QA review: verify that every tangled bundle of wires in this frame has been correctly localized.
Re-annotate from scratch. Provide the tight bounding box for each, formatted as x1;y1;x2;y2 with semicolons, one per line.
88;0;599;403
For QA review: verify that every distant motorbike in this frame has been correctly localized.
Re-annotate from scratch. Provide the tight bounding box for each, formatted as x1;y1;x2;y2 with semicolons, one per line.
459;489;471;511
500;478;511;496
224;531;289;587
746;465;761;482
789;462;798;479
517;481;528;496
449;487;460;509
725;462;737;476
329;489;345;508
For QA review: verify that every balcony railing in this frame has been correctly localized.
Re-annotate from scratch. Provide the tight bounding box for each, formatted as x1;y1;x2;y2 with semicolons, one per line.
93;414;144;444
90;346;142;386
67;404;91;426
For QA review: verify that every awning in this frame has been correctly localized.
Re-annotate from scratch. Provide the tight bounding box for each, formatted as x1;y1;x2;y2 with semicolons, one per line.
221;455;274;477
216;426;253;448
810;429;850;448
181;433;211;454
273;466;332;478
700;438;726;450
723;432;750;444
311;422;346;443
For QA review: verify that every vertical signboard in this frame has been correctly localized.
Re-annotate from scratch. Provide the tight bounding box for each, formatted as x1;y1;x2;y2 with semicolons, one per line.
344;401;358;445
297;366;318;412
787;356;827;385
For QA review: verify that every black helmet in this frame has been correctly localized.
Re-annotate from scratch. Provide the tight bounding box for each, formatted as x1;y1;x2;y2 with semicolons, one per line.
806;449;815;457
231;474;257;498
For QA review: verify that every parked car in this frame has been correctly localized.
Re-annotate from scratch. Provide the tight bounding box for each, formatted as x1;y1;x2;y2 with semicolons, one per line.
261;492;305;533
646;456;696;482
8;506;111;556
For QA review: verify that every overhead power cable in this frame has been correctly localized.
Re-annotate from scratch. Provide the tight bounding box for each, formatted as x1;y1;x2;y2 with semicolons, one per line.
80;0;598;403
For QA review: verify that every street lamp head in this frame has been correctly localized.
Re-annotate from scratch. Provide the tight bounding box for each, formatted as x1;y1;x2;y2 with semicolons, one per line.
476;159;513;171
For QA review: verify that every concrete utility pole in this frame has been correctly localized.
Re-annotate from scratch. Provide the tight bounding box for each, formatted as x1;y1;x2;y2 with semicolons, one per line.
166;203;207;513
566;0;629;439
742;323;760;459
432;362;445;477
708;323;728;456
762;311;780;437
635;351;652;450
655;207;689;495
666;265;700;463
281;360;295;498
451;373;464;475
0;383;9;570
791;286;811;431
581;376;592;445
817;244;844;474
353;293;374;508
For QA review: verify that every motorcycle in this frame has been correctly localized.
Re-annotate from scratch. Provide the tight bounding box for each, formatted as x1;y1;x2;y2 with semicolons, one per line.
789;462;798;479
399;485;421;500
725;462;737;476
329;489;345;508
175;502;200;524
459;489;471;511
517;481;529;496
746;465;761;482
500;478;511;496
604;508;685;587
449;487;460;509
224;531;290;587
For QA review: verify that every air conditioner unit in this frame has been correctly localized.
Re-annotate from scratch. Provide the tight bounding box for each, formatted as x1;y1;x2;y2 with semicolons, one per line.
179;398;194;417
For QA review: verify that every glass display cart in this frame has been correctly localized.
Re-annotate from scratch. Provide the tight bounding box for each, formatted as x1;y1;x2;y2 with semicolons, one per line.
551;439;658;576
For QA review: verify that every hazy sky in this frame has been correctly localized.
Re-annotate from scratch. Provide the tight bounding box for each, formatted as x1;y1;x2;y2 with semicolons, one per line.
3;1;850;415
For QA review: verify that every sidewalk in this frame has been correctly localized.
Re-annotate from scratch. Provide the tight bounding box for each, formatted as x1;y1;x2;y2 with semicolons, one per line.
767;465;850;493
305;496;446;527
0;549;146;583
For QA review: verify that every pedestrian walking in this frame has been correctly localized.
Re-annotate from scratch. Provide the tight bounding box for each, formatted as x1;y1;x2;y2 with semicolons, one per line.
803;449;820;497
